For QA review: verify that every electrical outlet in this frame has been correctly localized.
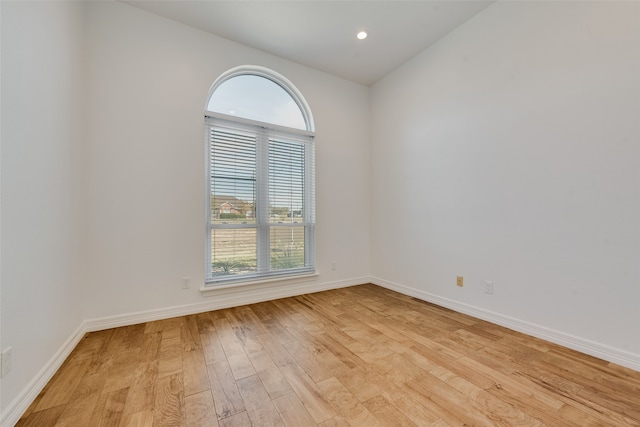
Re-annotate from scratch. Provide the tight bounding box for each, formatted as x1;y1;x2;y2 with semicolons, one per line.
331;261;336;270
1;347;12;378
457;276;464;287
181;277;191;289
484;280;494;295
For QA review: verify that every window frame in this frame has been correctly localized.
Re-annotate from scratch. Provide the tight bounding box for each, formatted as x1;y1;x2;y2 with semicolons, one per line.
206;65;315;132
204;66;315;287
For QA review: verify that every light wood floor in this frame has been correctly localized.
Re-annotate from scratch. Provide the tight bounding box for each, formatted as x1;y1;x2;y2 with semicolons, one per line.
17;284;640;426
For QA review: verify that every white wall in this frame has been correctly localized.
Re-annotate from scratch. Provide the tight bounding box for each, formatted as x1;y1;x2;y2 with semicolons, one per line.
371;1;640;362
83;2;371;319
1;0;86;415
0;1;370;420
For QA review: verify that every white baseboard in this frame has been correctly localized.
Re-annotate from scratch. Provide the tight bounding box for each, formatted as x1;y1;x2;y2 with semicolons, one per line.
0;324;86;427
370;276;640;372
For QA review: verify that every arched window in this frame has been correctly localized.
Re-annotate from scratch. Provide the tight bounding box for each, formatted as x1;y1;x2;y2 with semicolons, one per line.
205;66;315;285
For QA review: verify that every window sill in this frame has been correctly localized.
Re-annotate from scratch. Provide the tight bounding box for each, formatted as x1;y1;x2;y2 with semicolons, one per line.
200;272;318;297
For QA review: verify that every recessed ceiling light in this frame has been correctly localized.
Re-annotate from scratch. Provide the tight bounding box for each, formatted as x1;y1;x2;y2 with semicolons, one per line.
356;30;368;40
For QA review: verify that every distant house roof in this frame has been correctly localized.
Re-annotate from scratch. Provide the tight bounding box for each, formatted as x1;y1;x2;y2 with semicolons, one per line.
211;195;253;208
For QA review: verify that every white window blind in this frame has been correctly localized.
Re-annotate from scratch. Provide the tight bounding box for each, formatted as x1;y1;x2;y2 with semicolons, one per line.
206;116;315;284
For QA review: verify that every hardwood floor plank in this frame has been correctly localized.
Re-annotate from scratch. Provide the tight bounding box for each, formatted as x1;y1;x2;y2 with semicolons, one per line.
285;339;349;383
316;377;384;427
183;349;210;397
182;315;203;352
15;405;66;427
77;329;114;352
272;392;316;427
406;374;493;426
292;294;346;320
317;415;350;427
121;361;159;417
218;411;252;427
247;301;275;322
17;284;640;427
484;385;578;427
368;374;446;426
54;372;107;427
213;317;256;380
379;352;429;385
333;366;380;403
233;305;270;336
362;394;417;427
119;409;154;427
312;332;364;370
153;373;185;426
200;329;227;365
455;356;567;411
262;319;302;346
207;359;245;420
102;348;140;393
279;361;336;423
34;357;91;411
247;350;293;399
225;308;264;355
428;365;545;426
160;331;182;358
541;349;640;413
515;366;640;426
236;374;285;426
138;331;162;363
94;388;129;427
256;332;297;367
194;312;216;333
120;324;147;351
184;390;219;427
86;330;118;376
158;355;182;380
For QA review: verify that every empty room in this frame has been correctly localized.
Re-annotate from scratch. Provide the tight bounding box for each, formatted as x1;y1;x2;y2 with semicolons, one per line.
1;0;639;426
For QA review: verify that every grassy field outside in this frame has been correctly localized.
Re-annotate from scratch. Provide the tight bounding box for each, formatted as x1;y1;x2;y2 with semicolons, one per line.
211;220;305;277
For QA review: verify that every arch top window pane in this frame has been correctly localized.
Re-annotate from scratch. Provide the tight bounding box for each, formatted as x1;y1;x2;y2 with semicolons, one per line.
207;75;307;130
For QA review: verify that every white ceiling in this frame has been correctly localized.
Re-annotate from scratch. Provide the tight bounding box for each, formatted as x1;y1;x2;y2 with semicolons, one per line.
123;1;494;86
